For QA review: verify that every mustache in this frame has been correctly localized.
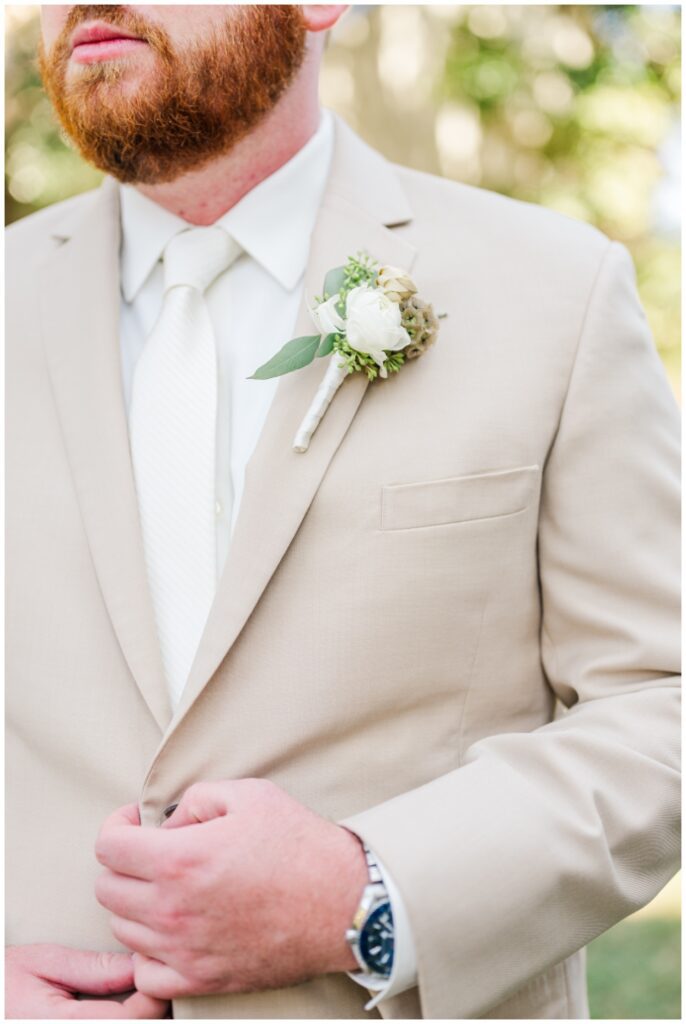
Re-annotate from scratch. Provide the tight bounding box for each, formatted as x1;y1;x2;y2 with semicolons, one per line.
64;4;155;41
48;4;174;63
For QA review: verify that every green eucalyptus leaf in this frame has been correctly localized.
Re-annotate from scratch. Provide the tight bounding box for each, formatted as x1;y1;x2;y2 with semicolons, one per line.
248;335;321;380
322;265;346;300
316;333;336;357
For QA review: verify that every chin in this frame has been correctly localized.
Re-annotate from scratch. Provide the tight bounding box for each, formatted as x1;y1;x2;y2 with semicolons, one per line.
67;50;157;89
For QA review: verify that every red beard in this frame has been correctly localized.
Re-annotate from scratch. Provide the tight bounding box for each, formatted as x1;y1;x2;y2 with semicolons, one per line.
38;4;307;185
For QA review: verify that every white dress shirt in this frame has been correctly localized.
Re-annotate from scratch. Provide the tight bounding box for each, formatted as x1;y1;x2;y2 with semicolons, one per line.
118;107;416;1007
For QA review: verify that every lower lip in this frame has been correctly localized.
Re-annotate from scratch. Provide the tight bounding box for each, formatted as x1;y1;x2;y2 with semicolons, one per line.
71;38;148;63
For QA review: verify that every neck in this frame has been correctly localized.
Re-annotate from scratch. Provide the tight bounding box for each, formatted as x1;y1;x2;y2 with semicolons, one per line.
134;87;322;226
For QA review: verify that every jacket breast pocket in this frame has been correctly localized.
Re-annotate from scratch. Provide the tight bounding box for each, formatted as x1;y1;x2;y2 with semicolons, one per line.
379;464;541;531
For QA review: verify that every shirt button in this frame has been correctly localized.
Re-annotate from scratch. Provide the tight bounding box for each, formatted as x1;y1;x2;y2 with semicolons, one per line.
215;501;223;516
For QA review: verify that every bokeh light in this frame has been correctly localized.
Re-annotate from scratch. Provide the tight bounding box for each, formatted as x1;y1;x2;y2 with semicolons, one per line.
5;4;680;393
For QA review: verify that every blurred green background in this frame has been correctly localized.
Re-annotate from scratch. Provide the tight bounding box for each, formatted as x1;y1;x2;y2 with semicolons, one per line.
6;3;681;399
5;5;682;1018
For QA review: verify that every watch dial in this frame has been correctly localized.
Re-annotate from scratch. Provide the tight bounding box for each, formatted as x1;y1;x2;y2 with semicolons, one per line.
360;902;394;977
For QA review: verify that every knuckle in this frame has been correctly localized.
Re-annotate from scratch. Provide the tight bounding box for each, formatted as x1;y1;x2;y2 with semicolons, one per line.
174;948;197;975
109;916;128;945
131;954;147;982
188;956;219;989
146;847;167;881
133;960;164;999
93;873;109;904
244;776;276;798
93;836;107;864
155;901;184;933
160;879;198;921
177;845;201;872
252;776;274;790
149;902;170;932
183;781;207;804
158;849;183;881
161;846;199;882
95;949;119;974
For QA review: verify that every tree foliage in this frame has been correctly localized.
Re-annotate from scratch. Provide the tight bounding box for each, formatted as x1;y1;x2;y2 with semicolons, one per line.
5;5;680;389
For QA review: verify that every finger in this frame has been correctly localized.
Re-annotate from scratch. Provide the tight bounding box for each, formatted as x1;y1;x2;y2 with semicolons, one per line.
96;818;168;881
37;947;136;994
110;916;165;960
95;870;156;925
162;781;230;829
133;953;193;1000
68;992;170;1019
100;803;142;829
122;991;171;1019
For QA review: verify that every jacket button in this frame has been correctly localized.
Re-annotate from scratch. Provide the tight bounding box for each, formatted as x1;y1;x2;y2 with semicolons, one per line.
160;802;178;823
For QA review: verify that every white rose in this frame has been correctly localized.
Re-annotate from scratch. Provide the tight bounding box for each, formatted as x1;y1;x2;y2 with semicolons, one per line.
309;294;345;336
376;265;417;303
344;285;410;378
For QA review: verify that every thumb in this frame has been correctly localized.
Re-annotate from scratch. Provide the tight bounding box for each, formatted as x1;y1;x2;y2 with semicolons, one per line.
39;947;136;994
162;780;230;829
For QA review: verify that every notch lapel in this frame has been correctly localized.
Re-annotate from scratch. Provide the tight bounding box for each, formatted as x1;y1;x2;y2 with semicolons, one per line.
166;115;417;737
38;180;171;732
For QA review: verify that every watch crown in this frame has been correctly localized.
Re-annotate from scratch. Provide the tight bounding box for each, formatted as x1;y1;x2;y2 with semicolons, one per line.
345;928;357;946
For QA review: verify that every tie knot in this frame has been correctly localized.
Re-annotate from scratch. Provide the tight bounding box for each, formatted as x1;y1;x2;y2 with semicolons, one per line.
163;226;242;294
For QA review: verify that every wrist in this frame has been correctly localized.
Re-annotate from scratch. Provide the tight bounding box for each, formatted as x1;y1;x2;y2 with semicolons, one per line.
344;844;394;982
318;825;369;974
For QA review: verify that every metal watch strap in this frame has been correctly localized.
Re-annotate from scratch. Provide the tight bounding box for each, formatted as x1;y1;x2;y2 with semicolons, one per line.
363;843;384;885
346;842;392;979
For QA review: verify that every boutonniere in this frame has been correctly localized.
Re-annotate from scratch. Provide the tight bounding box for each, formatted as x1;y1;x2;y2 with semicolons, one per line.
248;251;443;452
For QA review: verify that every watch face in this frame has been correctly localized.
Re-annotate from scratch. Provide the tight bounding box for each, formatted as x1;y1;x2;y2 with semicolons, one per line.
360;901;394;977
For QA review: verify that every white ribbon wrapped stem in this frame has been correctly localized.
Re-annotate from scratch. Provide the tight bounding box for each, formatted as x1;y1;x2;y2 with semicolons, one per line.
292;353;351;453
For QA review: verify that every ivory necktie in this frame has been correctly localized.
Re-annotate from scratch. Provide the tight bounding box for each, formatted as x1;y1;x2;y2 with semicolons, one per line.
129;226;242;708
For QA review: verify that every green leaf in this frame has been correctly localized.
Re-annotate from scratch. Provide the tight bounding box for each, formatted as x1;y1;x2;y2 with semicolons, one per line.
247;335;321;380
316;333;336;357
322;265;346;300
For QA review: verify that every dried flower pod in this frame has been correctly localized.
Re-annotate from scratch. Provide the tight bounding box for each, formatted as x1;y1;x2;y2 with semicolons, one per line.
400;295;439;358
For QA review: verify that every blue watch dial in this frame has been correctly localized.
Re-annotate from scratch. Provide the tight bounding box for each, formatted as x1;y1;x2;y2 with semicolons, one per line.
360;901;394;977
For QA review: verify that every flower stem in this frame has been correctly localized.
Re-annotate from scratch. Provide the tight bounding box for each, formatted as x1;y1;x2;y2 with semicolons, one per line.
292;356;351;453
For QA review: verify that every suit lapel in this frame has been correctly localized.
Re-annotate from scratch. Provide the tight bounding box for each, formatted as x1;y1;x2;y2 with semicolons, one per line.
38;180;171;732
35;114;416;745
167;114;417;736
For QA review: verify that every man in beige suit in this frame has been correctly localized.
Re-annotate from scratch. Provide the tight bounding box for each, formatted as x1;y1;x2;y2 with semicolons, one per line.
6;4;680;1020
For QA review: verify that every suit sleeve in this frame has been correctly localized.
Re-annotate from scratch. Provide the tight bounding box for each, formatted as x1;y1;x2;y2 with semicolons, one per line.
340;240;681;1019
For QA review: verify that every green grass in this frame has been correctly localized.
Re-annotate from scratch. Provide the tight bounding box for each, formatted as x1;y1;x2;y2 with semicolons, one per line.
587;917;681;1019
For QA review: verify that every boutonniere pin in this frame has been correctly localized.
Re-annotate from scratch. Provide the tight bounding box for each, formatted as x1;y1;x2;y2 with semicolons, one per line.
248;252;443;452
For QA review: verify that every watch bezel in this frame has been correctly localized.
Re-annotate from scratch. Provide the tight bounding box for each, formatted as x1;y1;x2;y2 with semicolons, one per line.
359;898;394;977
346;882;394;979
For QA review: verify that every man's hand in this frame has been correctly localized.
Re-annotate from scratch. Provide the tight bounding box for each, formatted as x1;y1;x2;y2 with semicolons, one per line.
94;780;369;999
5;943;170;1019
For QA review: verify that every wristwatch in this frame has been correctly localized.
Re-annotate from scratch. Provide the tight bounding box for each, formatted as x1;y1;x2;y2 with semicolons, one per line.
346;843;395;979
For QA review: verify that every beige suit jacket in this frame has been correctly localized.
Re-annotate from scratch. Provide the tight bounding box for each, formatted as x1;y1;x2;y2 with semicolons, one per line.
6;111;680;1019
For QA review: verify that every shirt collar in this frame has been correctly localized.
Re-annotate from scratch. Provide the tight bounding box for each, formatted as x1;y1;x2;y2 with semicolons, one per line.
119;107;334;303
